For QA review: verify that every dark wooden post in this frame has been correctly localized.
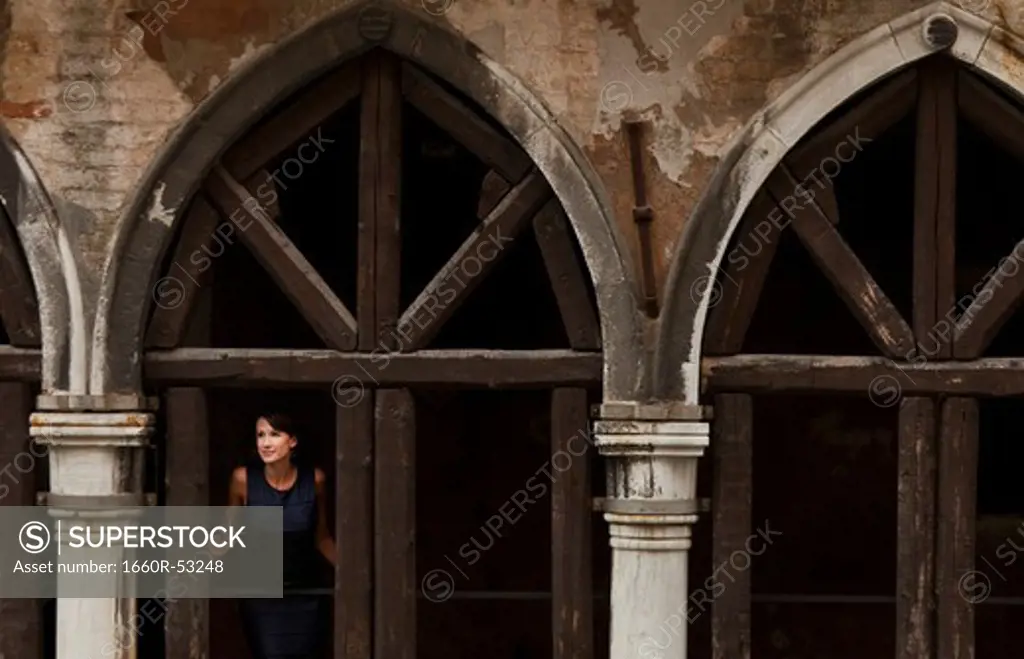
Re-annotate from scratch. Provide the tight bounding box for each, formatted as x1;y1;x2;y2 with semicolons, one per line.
896;398;936;659
164;388;211;659
936;398;977;659
367;49;409;659
337;396;374;659
710;393;752;659
552;387;593;659
164;276;213;659
0;382;41;658
374;389;416;659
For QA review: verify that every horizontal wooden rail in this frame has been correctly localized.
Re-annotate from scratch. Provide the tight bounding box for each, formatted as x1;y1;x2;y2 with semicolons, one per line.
0;345;40;381
144;348;602;387
703;354;1024;397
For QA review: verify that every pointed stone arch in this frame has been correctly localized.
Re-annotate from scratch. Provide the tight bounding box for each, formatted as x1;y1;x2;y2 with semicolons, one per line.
92;0;645;400
656;1;1016;402
0;126;83;393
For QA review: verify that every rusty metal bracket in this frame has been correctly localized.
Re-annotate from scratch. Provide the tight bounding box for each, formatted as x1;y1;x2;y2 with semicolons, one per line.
625;120;659;318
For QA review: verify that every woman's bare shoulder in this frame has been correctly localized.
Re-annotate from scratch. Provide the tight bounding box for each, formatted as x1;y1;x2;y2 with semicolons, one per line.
231;465;247;485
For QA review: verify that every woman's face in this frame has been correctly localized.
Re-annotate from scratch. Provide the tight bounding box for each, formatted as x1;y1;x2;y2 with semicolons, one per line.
255;417;297;464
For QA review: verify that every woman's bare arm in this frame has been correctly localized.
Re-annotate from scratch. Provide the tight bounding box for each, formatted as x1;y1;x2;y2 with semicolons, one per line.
212;467;247;557
228;466;246;507
314;468;336;567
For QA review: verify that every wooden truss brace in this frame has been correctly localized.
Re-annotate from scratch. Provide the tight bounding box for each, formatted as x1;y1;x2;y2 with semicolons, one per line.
400;62;531;183
394;59;596;351
205;165;358;351
474;170;600;351
765;165;916;358
954;69;1024;357
703;68;917;356
395;169;552;350
146;64;361;348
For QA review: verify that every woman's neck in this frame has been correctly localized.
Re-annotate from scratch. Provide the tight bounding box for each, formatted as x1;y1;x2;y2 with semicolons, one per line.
263;459;295;486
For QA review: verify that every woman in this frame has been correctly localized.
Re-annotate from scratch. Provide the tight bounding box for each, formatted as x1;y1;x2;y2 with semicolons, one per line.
228;412;336;659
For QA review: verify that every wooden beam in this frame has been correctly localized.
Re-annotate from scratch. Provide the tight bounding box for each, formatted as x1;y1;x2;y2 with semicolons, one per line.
765;166;916;358
0;383;41;659
703;192;787;355
936;397;977;659
396;170;552;350
220;63;360;179
958;68;1024;162
533;200;601;351
782;157;841;227
702;353;1024;397
144;348;602;386
357;56;380;352
478;169;511;219
146;170;279;349
374;388;416;659
401;61;531;182
954;238;1024;358
710;393;752;659
205;164;357;350
788;68;916;166
164;387;210;659
0;346;41;381
783;70;915;234
337;395;374;659
0;208;39;347
896;397;936;659
914;57;957;360
373;52;403;351
551;387;594;659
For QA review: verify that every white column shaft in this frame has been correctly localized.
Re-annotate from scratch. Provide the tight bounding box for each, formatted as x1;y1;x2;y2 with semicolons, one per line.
596;418;709;659
32;410;152;659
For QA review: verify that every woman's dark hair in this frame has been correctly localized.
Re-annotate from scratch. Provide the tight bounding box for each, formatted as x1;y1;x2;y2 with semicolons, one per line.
257;412;300;439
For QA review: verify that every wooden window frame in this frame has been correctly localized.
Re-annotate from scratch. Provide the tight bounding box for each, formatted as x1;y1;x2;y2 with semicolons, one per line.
150;49;603;659
700;54;1024;659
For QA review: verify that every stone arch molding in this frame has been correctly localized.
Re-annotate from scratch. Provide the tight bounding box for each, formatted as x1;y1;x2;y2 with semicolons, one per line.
657;1;1020;404
0;127;84;393
93;0;646;400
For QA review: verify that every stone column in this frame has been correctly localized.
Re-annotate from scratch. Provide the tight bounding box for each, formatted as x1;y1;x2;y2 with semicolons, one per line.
30;395;155;659
594;403;710;659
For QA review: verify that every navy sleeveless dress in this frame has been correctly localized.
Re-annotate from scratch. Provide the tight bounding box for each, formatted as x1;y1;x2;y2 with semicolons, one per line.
240;462;324;659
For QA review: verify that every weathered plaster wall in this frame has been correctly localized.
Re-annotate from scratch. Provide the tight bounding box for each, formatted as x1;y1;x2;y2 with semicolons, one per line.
0;0;1006;314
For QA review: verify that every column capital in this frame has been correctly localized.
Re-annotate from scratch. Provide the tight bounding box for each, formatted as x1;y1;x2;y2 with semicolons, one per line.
30;410;156;448
594;400;711;421
593;419;709;458
594;411;709;543
35;393;159;412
